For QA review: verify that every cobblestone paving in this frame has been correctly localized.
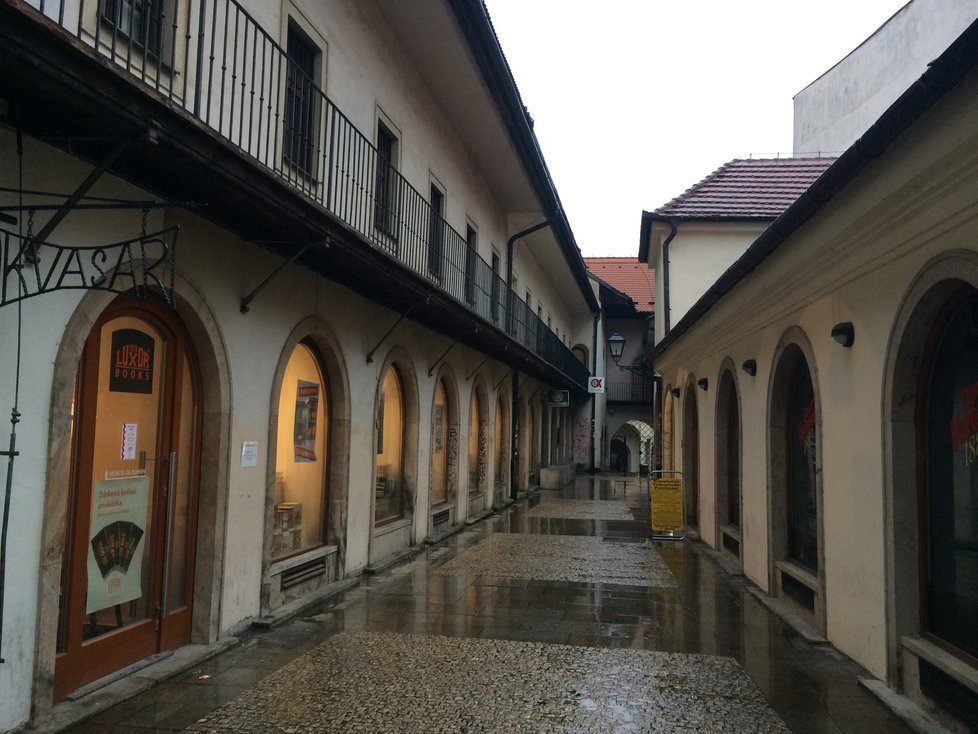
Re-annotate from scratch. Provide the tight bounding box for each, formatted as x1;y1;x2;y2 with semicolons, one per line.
187;631;790;733
526;498;634;520
432;533;678;587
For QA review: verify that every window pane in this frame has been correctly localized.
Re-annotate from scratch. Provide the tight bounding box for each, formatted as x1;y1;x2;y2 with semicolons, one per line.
274;343;327;558
431;381;448;505
787;357;818;571
926;292;978;658
375;367;404;522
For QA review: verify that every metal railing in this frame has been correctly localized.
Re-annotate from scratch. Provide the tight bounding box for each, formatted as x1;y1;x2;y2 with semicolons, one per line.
606;378;653;403
24;0;589;387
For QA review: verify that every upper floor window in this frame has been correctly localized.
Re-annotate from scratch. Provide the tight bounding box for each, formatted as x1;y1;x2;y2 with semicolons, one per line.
374;121;400;240
428;183;445;279
102;0;170;57
490;252;501;322
465;224;478;305
284;24;319;175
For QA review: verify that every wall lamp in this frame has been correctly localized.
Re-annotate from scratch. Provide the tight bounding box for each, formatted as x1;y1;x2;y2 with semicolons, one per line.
742;359;757;376
831;321;855;348
607;331;647;377
697;378;709;391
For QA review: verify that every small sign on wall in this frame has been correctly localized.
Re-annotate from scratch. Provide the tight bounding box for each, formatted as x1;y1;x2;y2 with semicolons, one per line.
546;389;570;407
240;441;259;468
587;377;605;394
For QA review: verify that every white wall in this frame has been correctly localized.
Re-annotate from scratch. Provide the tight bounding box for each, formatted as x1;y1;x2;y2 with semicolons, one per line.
793;0;978;155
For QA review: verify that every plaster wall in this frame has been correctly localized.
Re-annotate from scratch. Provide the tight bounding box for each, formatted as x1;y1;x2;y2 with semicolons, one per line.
654;69;978;679
793;0;978;155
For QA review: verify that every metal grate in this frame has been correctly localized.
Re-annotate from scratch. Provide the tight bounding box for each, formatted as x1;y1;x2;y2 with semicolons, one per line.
281;557;326;590
432;509;450;528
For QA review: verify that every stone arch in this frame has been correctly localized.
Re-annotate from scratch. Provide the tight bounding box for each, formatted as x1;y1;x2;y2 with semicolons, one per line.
767;325;824;631
571;343;589;368
493;380;510;504
682;375;700;529
35;275;231;712
882;249;978;695
371;347;420;529
263;316;351;612
466;377;490;513
428;364;461;530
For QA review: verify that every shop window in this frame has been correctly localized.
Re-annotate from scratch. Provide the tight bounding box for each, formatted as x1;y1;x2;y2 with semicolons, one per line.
922;290;978;660
431;379;449;506
786;353;818;571
375;365;405;522
284;24;319;175
716;369;741;555
273;342;328;558
682;387;699;527
495;394;507;486
469;390;487;495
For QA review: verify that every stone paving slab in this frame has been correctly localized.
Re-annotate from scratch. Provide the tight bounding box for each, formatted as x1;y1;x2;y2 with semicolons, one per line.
526;498;634;520
432;533;678;587
187;631;790;733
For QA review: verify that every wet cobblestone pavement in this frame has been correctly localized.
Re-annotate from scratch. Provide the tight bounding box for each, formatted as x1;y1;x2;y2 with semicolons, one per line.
56;475;916;734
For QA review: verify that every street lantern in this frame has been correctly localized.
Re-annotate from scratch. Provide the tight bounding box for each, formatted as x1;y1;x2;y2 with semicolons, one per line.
608;331;626;365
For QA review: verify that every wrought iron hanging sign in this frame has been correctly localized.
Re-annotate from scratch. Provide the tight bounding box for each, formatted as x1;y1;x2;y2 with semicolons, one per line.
0;224;178;309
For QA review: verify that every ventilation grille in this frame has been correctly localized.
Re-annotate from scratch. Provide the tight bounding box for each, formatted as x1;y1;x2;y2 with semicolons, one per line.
281;557;326;590
433;509;451;528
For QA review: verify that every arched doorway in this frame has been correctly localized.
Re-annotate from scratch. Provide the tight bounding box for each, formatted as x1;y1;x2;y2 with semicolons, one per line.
54;296;202;700
375;365;407;523
609;438;629;473
494;391;508;504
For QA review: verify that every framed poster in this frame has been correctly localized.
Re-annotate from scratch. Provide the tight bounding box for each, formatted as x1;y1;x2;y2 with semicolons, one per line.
294;380;319;462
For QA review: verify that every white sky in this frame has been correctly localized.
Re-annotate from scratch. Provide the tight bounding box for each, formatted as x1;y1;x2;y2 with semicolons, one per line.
483;0;911;256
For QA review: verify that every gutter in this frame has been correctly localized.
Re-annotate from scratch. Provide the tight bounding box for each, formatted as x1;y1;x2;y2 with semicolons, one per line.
650;16;978;361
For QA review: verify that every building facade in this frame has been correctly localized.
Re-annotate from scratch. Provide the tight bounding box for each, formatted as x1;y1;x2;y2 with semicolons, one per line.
0;0;600;728
647;18;978;730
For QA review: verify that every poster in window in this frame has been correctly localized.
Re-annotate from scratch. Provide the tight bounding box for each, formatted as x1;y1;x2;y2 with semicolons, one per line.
109;329;154;394
86;475;150;614
434;404;445;452
294;380;319;462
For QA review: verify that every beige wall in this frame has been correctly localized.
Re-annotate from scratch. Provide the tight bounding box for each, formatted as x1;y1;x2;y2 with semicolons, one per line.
654;67;978;680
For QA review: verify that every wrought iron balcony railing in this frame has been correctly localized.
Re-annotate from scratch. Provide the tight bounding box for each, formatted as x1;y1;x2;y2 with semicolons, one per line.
606;378;653;404
22;0;590;387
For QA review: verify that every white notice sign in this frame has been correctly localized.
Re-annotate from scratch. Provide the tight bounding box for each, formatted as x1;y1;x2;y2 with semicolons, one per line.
241;441;259;468
121;422;137;460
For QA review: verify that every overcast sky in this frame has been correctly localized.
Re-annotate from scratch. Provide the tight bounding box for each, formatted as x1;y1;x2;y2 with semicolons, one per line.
483;0;911;257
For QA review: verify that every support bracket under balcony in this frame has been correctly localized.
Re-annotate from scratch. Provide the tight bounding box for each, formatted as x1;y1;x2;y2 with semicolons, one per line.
427;340;458;376
240;241;322;313
366;299;427;364
494;369;511;392
466;355;491;382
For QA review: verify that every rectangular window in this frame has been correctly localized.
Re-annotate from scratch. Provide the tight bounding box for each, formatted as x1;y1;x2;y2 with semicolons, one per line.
284;25;319;175
490;252;501;322
374;122;399;239
428;184;444;278
464;225;478;305
101;0;167;56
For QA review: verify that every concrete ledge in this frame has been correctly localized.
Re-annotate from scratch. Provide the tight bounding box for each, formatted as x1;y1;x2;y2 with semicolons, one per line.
746;587;827;645
859;678;950;734
252;576;361;629
464;508;494;526
363;543;425;575
424;522;465;545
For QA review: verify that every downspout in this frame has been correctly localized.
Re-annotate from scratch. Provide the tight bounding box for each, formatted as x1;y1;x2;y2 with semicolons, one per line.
661;218;678;333
506;220;551;501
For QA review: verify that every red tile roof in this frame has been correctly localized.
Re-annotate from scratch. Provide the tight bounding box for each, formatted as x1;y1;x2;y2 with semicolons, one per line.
653;157;836;219
584;258;655;313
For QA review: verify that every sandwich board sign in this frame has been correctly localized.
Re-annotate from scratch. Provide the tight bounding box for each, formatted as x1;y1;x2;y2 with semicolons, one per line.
649;470;685;540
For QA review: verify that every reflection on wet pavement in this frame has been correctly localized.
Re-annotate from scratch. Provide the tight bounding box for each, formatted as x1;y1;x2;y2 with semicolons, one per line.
58;474;914;734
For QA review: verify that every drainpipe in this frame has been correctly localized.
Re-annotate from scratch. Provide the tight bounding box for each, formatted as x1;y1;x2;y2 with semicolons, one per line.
506;220;551;501
661;218;678;333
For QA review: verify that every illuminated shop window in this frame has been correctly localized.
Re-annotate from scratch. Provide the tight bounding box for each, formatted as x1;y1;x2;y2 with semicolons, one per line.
375;365;405;522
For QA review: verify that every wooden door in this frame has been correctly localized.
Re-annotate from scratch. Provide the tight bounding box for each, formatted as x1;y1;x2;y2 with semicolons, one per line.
55;297;201;700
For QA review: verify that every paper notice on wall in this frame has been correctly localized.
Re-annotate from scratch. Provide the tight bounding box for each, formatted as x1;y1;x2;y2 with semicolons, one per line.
121;422;137;461
86;475;150;614
241;441;259;468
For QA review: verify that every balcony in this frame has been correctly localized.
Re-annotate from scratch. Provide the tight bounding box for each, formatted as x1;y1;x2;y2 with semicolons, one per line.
10;0;590;389
606;378;653;404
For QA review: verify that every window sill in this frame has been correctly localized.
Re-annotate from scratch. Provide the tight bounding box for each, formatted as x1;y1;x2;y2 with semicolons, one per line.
373;516;411;537
902;636;978;697
269;545;337;577
719;524;741;542
775;559;818;590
